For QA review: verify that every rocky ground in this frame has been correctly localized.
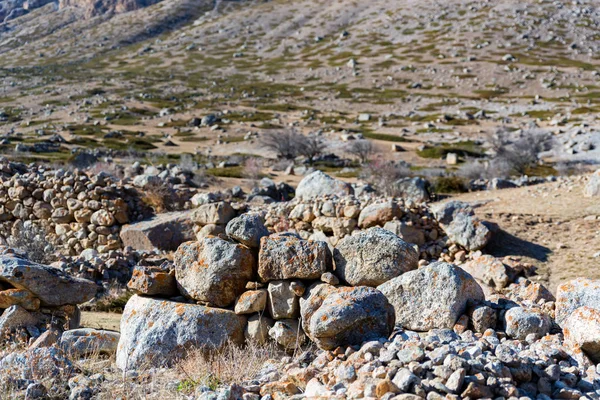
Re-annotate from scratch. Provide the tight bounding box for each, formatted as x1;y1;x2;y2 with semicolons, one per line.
0;167;598;399
0;0;599;399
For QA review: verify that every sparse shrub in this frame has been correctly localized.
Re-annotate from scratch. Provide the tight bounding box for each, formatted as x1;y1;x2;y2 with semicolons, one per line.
434;176;468;193
8;223;56;264
360;160;410;196
347;139;375;164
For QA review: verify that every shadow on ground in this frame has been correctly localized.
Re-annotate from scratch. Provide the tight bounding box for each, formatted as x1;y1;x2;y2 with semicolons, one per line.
485;227;551;262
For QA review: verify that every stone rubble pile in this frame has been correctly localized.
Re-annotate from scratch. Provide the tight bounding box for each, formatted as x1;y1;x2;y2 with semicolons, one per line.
0;158;148;256
114;172;505;371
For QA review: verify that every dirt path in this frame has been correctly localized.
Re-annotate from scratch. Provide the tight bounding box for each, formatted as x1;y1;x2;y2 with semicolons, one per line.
437;176;600;293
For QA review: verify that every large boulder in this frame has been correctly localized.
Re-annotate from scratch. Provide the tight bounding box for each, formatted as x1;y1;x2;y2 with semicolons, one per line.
358;200;402;229
563;306;600;363
378;262;484;331
120;210;195;251
258;233;330;282
393;177;430;203
0;255;97;307
584;170;600;197
556;278;600;326
174;239;255;307
191;201;236;225
333;227;418;287
300;284;395;350
226;214;270;248
116;295;245;370
295;171;353;199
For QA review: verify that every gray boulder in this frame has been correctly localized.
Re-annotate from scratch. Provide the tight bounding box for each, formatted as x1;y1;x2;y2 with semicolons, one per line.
174;238;255;307
226;214;270;248
556;278;600;326
116;295;245;370
295;171;353;199
0;255;97;307
378;262;484;331
393;177;430;203
333;227;418;287
300;284;395;350
61;328;120;357
432;201;473;225
504;307;551;340
120;210;195;251
258;234;330;282
444;212;492;251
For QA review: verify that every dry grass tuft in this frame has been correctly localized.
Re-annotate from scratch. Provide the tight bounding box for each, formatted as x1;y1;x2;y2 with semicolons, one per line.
176;341;280;393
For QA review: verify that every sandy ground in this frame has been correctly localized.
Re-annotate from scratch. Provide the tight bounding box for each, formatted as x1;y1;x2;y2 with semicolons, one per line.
81;311;122;332
438;177;600;293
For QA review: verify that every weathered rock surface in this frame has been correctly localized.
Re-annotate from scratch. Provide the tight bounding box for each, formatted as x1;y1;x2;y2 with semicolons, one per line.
563;306;600;363
378;262;484;331
555;278;600;326
116;295;245;370
191;201;236;225
0;255;97;306
295;171;353;199
461;254;511;290
226;213;270;248
444;212;492;251
333;227;418;286
234;289;267;315
383;220;426;245
127;265;178;297
61;328;120;357
393;177;430;203
119;210;195;251
258;233;330;282
300;284;395;350
174;239;255;307
504;306;551;340
358;200;402;228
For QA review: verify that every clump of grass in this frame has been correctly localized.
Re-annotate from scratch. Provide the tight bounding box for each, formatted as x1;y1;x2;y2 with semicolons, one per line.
176;341;280;394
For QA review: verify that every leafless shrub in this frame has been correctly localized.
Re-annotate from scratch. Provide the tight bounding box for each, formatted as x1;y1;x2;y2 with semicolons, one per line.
260;130;302;159
489;129;553;175
8;223;56;264
297;134;326;163
260;130;324;162
360;160;410;196
347;139;375;164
